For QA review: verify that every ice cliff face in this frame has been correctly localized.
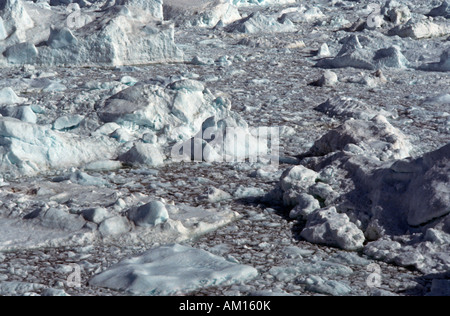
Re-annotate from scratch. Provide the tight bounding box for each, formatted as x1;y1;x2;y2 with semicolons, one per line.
0;0;184;66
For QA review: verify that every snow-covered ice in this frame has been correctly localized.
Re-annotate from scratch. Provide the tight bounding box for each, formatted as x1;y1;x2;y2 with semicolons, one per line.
89;243;258;295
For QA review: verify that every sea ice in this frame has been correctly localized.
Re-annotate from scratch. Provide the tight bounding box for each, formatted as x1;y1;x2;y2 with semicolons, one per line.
0;0;184;66
0;87;26;104
427;1;450;19
316;35;410;70
164;0;241;27
0;117;116;177
127;200;169;227
89;243;258;295
225;11;296;34
119;143;165;167
300;207;365;251
388;19;450;39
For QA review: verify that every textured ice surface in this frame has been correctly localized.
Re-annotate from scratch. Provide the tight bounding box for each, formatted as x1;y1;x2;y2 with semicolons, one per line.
164;0;241;27
127;200;169;227
427;1;450;19
89;243;258;295
226;11;296;34
308;115;413;161
0;217;95;251
229;0;295;6
97;79;240;142
388;19;450;39
0;87;26;104
0;117;116;177
316;35;410;70
0;0;184;66
282;131;449;270
301;207;365;251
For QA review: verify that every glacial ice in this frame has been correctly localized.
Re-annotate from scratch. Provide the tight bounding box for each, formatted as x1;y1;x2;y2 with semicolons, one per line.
127;200;169;227
0;0;184;66
297;275;352;296
226;11;296;34
0;87;26;104
98;79;236;142
119;143;164;167
427;1;450;19
229;0;295;6
98;216;131;237
276;113;449;270
420;48;450;72
316;35;410;70
164;0;241;27
300;207;365;251
388;19;450;39
89;243;258;295
307;115;413;161
0;117;117;177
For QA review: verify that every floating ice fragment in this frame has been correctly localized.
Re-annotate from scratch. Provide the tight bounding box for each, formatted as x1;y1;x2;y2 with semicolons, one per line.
89;244;258;295
127;201;169;227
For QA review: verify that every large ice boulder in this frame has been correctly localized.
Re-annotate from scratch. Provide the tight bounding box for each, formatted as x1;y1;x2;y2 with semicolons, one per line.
420;48;450;72
229;0;295;6
388;19;450;39
315;35;409;70
427;1;450;19
0;0;34;41
382;0;411;25
37;16;183;66
0;0;184;66
390;143;450;226
278;6;326;23
127;200;169;227
114;0;163;20
89;244;258;295
0;87;27;104
284;127;449;271
225;11;296;34
0;117;116;177
119;142;164;167
97;79;245;142
307;115;413;161
163;0;241;27
301;207;365;251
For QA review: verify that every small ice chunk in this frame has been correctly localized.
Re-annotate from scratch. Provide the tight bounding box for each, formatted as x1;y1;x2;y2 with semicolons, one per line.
0;87;26;104
53;115;84;131
317;43;331;58
301;207;365;251
120;76;138;86
127;201;169;227
82;207;110;224
4;42;38;64
119;143;164;167
202;187;232;203
84;160;122;171
98;216;131;237
289;193;320;219
47;27;78;49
